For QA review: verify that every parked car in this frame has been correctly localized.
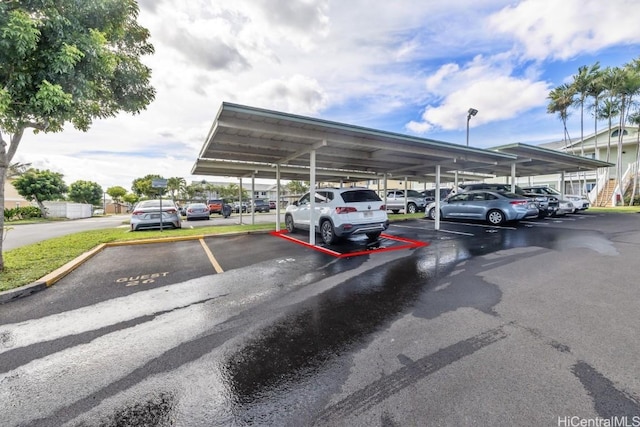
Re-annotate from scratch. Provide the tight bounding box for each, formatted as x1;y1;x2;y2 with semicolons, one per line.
130;199;182;231
232;201;248;213
426;190;538;225
269;200;276;209
384;189;427;214
421;188;455;203
285;188;389;244
459;183;558;218
556;199;575;216
185;203;210;221
250;199;270;213
207;199;224;214
521;185;590;212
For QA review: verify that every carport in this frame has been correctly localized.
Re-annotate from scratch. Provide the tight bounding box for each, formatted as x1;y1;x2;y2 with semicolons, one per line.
486;143;613;196
192;103;612;242
192;102;518;241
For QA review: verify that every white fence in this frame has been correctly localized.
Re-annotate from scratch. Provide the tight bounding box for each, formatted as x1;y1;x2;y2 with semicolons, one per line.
43;202;93;219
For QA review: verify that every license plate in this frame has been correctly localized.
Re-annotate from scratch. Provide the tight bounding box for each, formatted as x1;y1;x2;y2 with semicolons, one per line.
150;213;161;219
364;211;373;218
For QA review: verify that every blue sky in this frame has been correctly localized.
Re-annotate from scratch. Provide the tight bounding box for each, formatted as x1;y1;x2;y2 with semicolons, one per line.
16;0;640;189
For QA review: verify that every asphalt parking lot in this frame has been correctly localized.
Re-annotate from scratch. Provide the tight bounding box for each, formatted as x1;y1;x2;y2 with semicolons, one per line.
1;211;640;426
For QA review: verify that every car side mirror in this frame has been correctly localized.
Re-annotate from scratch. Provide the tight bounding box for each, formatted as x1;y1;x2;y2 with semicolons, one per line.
293;201;299;206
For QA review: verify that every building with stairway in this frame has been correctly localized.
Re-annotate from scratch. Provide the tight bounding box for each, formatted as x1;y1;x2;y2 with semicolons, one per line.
509;125;640;207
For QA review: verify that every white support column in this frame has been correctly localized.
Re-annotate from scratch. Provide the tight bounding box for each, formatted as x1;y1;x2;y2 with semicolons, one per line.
251;175;255;224
560;171;565;198
276;164;281;231
454;171;459;191
239;178;243;224
309;149;317;245
510;163;516;192
383;174;388;207
404;177;408;213
435;165;441;230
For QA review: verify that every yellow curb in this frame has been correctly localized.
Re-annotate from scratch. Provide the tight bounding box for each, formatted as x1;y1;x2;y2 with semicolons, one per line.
40;243;108;286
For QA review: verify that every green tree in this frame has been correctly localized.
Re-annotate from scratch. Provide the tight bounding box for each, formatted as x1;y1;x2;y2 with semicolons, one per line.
286;180;309;196
571;63;600;192
166;177;186;202
547;83;577;192
131;174;166;199
68;180;103;205
0;0;155;270
107;186;127;204
122;192;139;207
12;169;68;217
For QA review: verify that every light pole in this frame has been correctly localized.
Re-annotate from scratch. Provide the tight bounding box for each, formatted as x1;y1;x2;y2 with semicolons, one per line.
466;108;478;147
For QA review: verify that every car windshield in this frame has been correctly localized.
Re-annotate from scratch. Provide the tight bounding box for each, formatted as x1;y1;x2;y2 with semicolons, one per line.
137;200;164;208
406;190;422;197
341;190;381;203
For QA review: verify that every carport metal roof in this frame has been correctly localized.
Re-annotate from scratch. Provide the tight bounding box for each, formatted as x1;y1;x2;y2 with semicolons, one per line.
192;102;518;181
486;143;614;176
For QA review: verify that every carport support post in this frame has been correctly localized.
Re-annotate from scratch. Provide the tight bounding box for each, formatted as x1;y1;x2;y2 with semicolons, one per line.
510;163;516;192
435;165;441;230
383;174;388;207
239;178;243;224
276;164;281;232
309;149;317;245
560;171;566;198
251;175;255;224
404;177;408;213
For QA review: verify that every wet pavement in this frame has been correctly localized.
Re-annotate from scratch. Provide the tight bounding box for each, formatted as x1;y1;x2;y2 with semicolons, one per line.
1;212;640;426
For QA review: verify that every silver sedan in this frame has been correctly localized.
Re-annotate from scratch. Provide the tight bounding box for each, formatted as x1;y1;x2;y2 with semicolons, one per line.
130;199;182;231
426;190;538;225
185;203;211;221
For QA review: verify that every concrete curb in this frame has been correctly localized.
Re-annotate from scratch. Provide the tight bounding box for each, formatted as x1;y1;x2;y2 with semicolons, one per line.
0;229;274;304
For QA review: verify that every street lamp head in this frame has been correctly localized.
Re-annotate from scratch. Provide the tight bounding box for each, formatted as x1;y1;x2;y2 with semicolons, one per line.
468;108;478;117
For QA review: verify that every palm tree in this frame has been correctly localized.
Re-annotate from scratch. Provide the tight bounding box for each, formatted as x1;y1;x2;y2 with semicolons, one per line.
628;111;640;204
166;177;186;203
612;63;640;205
586;67;605;202
571;63;600;193
547;83;576;191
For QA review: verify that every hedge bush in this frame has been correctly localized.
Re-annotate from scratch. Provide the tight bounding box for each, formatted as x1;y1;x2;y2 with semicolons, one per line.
4;206;42;221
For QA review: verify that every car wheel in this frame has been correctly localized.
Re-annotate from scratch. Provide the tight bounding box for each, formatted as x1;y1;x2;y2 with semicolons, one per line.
487;209;505;225
366;232;381;241
407;203;417;214
320;220;336;245
537;210;547;219
428;207;437;220
285;214;296;233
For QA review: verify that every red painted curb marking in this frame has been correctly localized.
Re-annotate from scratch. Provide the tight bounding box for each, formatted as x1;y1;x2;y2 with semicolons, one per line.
270;230;428;258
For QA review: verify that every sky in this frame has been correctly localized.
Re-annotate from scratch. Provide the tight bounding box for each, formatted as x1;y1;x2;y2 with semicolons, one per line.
15;0;640;191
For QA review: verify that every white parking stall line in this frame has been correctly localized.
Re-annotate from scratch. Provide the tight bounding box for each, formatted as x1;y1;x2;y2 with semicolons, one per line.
391;223;475;236
520;220;549;226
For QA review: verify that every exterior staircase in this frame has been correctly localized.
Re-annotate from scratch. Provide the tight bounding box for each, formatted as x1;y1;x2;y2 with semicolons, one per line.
595;179;617;207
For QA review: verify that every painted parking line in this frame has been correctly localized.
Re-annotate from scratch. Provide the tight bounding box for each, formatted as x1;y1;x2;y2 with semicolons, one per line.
199;238;224;273
271;230;428;258
392;223;475;236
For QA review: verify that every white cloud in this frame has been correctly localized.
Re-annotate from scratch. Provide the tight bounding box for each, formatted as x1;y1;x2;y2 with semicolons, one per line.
407;55;550;132
488;0;640;61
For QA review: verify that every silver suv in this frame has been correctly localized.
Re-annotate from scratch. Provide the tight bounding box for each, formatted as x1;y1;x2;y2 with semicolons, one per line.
285;188;389;244
384;190;427;214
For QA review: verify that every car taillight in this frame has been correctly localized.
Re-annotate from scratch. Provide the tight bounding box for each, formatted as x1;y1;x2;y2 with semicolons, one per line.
166;208;177;214
187;209;193;213
510;200;527;205
380;205;386;210
335;207;357;214
132;210;143;215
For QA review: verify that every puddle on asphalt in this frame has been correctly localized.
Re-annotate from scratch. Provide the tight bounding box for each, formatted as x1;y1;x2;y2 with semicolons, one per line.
220;225;618;418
